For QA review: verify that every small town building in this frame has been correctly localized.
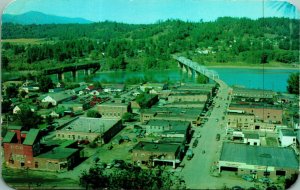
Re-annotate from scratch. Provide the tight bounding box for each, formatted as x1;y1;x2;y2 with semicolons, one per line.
132;141;182;168
141;107;202;126
167;92;209;103
97;102;130;118
3;127;41;169
34;147;80;172
55;117;123;144
145;119;191;143
131;94;158;113
140;83;168;94
227;112;255;130
39;92;75;106
229;103;283;124
219;143;299;180
13;104;38;114
232;87;276;102
278;129;296;147
243;133;260;146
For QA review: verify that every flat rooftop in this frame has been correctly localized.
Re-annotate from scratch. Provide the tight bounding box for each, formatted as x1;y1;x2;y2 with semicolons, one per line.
147;119;190;131
220;143;299;169
61;117;120;133
229;103;282;110
37;147;78;159
133;141;180;153
280;129;296;137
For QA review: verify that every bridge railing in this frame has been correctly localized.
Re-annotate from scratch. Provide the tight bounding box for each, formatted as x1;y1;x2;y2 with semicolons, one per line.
175;56;219;81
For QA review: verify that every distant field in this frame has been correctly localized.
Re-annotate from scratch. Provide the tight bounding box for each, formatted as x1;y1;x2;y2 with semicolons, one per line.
2;38;47;44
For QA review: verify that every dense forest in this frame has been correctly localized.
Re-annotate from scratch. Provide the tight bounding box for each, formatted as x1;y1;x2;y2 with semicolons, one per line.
1;17;299;72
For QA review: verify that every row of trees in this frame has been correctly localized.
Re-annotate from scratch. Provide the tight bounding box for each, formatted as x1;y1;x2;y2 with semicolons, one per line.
80;165;185;190
2;17;299;72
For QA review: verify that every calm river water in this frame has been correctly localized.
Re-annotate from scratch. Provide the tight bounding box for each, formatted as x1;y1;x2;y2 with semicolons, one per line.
62;67;298;93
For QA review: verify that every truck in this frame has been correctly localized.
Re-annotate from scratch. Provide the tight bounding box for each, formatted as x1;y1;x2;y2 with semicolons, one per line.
186;149;194;160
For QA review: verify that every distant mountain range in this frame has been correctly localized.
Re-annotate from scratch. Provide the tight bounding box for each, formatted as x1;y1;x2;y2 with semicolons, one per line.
2;11;93;24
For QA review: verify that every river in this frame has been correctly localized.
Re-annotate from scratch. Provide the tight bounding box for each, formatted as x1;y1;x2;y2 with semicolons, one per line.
56;67;298;93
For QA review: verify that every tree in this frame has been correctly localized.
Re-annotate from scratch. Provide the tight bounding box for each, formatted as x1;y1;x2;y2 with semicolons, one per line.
6;85;18;98
122;112;135;122
1;56;9;69
38;76;54;92
45;115;54;125
87;110;101;118
16;105;41;130
287;72;299;94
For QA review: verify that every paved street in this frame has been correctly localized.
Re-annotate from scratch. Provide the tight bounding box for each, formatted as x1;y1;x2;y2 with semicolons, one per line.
180;78;233;188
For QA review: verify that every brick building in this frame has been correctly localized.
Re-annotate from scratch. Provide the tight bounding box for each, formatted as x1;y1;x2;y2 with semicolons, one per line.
97;102;130;118
167;92;209;103
3;127;41;169
132;141;182;168
229;103;283;124
55;117;123;144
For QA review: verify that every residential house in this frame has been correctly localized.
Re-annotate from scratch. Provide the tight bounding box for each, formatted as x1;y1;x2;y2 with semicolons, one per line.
39;91;75;106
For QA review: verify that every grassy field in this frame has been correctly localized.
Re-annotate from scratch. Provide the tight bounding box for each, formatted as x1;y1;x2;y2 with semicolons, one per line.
2;38;49;44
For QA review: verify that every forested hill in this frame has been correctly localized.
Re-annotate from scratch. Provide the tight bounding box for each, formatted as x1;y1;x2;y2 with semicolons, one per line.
2;17;299;72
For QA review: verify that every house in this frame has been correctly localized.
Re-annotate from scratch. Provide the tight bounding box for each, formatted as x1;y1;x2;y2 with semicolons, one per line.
39;92;75;106
278;129;296;147
97;102;130;118
55;117;123;144
140;83;168;94
13;104;38;114
243;133;260;146
132;141;182;168
218;143;299;180
103;84;125;93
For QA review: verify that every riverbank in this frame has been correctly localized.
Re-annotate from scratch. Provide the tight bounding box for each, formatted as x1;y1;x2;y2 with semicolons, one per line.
206;65;299;70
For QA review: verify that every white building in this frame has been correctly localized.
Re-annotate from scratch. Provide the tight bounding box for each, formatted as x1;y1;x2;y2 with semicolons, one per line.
279;129;296;147
243;133;260;146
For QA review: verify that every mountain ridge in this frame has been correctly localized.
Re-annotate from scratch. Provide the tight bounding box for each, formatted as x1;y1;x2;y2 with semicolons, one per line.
2;11;93;24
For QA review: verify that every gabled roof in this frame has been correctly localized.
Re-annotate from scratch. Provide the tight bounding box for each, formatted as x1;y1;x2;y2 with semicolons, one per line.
23;129;40;145
3;131;16;143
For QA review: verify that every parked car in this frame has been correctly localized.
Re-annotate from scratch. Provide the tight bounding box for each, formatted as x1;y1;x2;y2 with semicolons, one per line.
216;134;220;141
242;175;254;182
192;139;198;148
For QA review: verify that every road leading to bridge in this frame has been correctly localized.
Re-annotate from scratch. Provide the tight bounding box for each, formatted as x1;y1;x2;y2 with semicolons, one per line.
174;56;239;189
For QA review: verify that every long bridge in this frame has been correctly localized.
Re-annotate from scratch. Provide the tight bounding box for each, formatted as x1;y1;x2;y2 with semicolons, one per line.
42;62;100;81
174;56;220;82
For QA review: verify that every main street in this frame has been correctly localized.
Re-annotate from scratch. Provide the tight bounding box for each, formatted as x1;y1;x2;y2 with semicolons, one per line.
180;77;235;189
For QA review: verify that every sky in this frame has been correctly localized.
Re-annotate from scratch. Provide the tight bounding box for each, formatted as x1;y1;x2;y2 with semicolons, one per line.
3;0;300;24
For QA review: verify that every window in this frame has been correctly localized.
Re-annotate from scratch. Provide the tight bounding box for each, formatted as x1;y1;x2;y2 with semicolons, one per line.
264;171;270;176
21;162;25;167
35;162;39;168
